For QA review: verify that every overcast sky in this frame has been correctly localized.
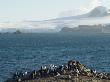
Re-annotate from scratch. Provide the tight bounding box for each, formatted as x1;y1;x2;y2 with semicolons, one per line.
0;0;109;22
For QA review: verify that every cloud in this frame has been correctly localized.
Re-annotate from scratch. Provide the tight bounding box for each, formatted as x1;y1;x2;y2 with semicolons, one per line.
0;22;16;28
88;0;103;9
59;0;104;17
59;9;87;17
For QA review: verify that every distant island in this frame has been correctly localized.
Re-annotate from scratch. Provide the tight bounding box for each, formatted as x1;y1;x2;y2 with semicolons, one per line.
1;23;110;34
60;24;110;33
13;30;22;34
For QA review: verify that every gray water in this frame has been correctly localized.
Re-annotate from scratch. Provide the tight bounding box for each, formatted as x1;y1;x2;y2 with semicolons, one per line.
0;33;110;82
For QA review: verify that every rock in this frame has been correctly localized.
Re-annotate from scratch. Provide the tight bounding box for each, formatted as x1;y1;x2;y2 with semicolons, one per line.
4;60;110;82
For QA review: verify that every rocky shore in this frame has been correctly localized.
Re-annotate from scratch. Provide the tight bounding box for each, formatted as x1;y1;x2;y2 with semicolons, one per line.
5;60;110;82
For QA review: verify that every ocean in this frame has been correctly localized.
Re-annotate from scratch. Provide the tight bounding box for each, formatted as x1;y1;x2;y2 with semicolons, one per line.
0;33;110;81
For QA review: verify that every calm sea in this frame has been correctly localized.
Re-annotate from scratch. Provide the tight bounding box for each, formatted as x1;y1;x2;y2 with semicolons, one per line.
1;33;110;81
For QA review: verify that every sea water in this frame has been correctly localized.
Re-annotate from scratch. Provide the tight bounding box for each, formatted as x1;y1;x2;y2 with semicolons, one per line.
0;33;110;81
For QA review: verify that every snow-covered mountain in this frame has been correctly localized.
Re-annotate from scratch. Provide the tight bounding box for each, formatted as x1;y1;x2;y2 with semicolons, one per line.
29;6;110;32
55;6;108;20
88;6;107;17
1;6;110;33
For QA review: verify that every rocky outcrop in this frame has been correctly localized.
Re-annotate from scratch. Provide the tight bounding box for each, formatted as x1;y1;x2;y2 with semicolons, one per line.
4;60;110;82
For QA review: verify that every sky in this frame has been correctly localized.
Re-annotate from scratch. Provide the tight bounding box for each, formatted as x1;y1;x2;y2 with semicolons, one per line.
0;0;109;22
